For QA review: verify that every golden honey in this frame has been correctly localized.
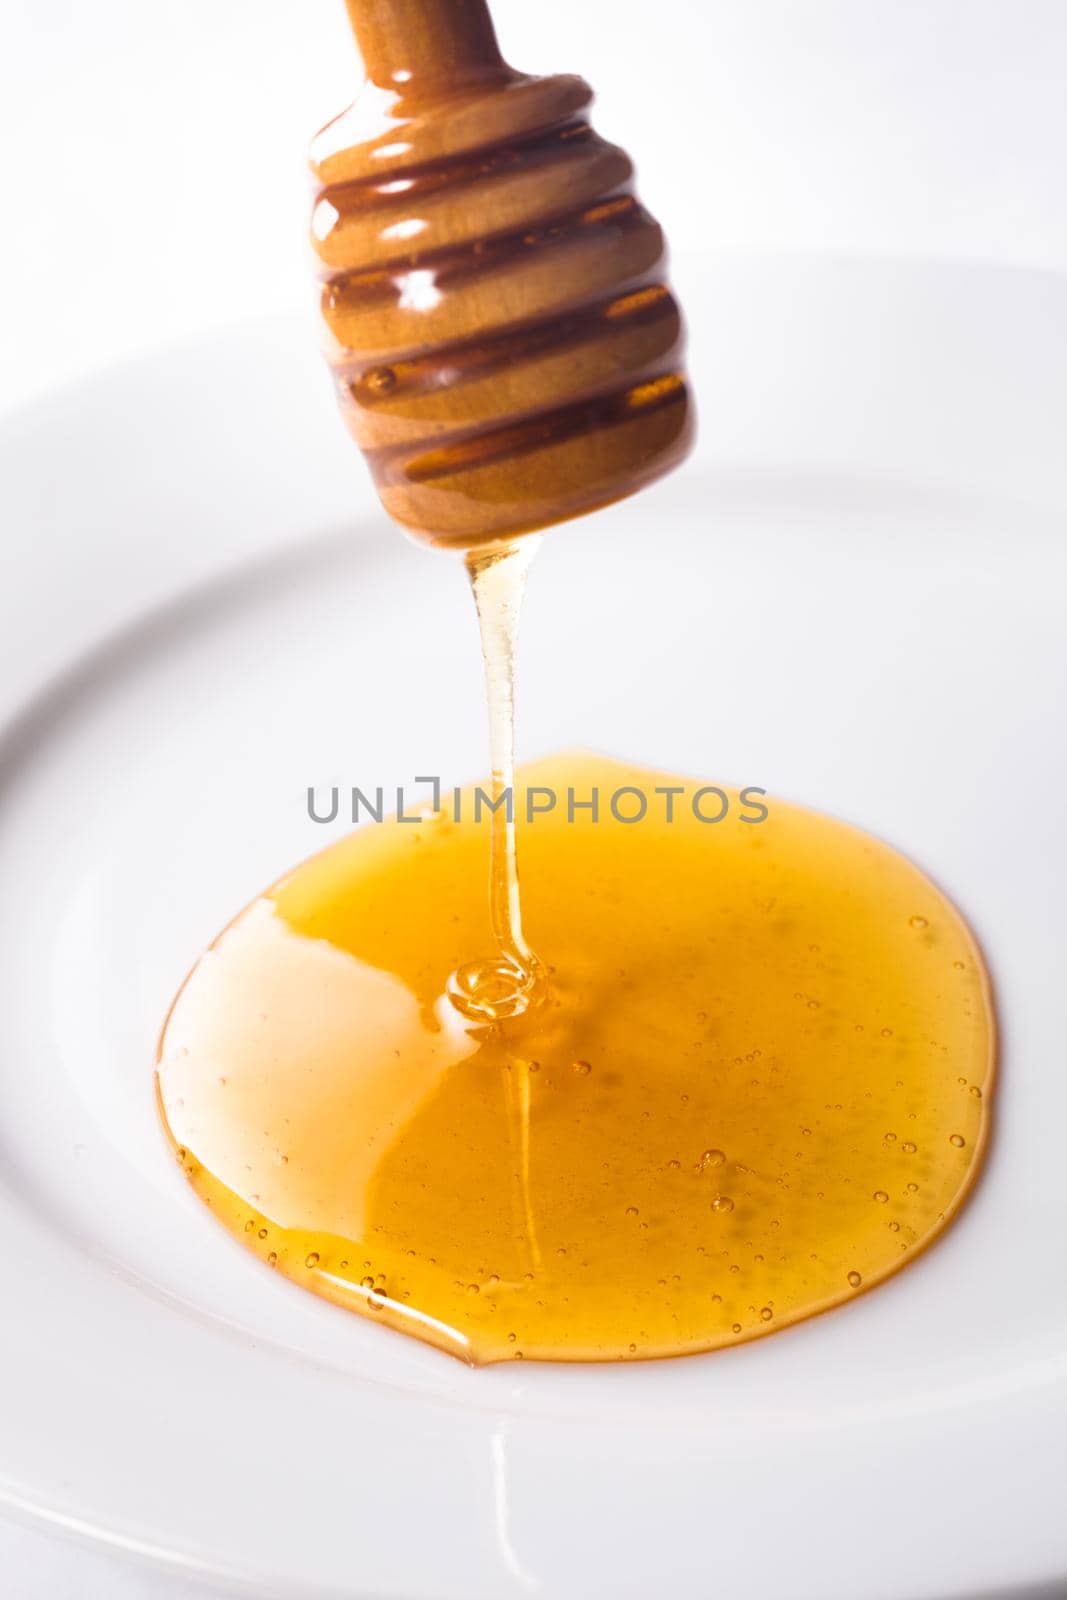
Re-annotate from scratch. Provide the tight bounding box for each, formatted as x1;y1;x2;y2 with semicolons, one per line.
157;753;993;1364
156;0;993;1368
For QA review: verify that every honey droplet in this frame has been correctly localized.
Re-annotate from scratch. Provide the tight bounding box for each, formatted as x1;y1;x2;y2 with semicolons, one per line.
710;1195;735;1215
364;366;397;395
848;1271;863;1288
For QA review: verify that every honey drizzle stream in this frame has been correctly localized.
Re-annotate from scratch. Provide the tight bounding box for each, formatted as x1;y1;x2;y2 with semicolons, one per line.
447;538;544;1022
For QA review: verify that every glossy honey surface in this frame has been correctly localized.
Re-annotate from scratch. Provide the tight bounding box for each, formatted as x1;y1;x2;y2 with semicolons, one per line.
312;0;693;546
157;756;993;1364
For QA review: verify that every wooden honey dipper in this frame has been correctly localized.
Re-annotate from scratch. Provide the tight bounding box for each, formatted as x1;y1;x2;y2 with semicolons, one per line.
311;0;694;548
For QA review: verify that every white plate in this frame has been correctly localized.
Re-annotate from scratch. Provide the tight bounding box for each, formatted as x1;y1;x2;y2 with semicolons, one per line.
1;256;1065;1600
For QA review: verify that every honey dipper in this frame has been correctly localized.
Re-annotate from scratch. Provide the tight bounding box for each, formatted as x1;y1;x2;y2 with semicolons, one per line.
311;0;694;548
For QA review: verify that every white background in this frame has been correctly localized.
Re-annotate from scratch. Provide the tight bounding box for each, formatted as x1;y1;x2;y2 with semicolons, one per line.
1;1;1065;1594
3;0;1067;415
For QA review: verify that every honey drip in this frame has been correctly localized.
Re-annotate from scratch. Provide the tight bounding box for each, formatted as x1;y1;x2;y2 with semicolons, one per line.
157;755;994;1364
447;537;544;1021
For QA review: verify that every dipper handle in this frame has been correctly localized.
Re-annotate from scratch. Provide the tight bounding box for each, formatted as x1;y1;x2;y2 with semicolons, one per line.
343;0;507;90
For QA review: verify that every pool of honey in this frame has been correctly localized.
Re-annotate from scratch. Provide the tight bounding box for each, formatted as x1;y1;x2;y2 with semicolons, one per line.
157;754;993;1364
